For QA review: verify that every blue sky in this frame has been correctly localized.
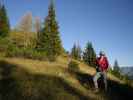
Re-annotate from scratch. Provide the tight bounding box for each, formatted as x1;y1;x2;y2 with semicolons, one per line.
3;0;133;66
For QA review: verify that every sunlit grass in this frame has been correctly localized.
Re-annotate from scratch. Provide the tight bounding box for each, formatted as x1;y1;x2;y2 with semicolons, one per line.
0;56;133;100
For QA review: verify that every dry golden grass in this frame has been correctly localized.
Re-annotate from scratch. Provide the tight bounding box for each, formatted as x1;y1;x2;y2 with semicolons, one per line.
2;57;105;99
4;56;125;84
1;56;132;100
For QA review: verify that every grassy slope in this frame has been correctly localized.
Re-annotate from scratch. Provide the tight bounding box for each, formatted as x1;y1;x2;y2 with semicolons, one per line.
0;56;133;100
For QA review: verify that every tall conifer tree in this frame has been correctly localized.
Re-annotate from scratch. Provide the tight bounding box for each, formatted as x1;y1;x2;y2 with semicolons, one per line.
0;4;10;37
71;43;82;60
39;0;62;58
113;59;120;72
83;41;96;67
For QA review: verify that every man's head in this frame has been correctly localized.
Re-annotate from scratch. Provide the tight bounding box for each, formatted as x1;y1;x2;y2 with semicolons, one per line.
99;51;105;56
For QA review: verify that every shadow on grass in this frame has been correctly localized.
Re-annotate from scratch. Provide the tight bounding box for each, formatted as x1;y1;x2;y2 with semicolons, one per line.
0;60;91;100
73;71;94;90
1;60;133;100
107;79;133;100
73;71;133;100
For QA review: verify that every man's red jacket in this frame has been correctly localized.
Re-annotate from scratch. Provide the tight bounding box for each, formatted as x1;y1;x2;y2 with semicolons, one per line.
96;56;109;71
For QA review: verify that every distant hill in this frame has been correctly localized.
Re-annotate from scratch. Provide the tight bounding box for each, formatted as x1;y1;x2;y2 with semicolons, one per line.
120;67;133;79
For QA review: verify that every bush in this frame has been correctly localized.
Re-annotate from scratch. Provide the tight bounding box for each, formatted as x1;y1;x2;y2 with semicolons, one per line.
6;46;47;60
10;31;37;48
0;36;59;61
0;37;56;61
47;55;56;62
29;50;47;60
0;37;11;52
68;60;79;72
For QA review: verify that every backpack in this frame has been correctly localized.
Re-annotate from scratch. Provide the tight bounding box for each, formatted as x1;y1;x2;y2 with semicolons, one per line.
97;56;109;71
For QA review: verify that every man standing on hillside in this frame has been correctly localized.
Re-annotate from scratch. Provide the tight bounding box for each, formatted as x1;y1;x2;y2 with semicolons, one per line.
93;51;109;92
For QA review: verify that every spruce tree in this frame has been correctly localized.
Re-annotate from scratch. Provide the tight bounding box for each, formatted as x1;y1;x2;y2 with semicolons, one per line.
113;59;122;78
38;0;62;58
77;44;82;60
71;43;82;60
71;43;77;59
113;59;120;72
83;41;96;67
0;4;10;37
